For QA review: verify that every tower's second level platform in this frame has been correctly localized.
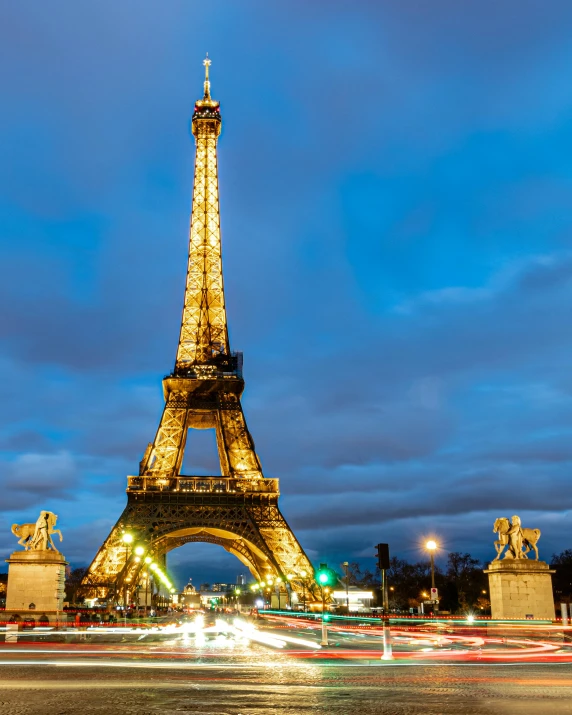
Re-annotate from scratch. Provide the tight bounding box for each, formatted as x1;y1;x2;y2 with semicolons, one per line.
127;474;279;496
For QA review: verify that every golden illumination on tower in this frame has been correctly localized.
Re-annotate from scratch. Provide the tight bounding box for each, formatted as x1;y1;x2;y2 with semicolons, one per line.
82;56;316;603
177;54;228;369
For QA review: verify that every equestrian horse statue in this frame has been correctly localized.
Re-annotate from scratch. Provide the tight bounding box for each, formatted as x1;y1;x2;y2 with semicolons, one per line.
493;516;541;561
11;522;36;550
11;511;63;552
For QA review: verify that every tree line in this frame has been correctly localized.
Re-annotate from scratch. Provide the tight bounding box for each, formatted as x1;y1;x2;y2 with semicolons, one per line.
60;549;572;612
343;549;572;614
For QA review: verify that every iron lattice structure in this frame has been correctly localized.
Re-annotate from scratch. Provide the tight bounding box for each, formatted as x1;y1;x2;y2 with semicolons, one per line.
82;59;315;601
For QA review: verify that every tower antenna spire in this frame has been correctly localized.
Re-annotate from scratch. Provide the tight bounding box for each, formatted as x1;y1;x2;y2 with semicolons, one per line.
203;52;212;99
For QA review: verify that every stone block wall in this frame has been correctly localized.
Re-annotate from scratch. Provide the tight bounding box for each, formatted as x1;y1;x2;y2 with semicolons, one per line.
5;551;67;612
484;560;555;620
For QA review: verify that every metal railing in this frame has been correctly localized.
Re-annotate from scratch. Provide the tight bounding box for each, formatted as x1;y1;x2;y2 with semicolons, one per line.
127;475;278;494
172;351;243;380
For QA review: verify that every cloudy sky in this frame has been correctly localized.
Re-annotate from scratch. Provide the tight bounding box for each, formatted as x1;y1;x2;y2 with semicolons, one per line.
2;1;572;585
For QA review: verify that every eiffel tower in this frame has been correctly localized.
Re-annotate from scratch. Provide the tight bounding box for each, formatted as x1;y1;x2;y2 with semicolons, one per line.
82;58;314;602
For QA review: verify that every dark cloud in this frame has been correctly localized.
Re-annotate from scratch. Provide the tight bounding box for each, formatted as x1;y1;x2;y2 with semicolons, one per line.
0;452;80;513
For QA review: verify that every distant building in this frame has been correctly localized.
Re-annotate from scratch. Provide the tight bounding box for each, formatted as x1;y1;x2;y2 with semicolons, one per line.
183;579;196;593
237;574;246;586
211;583;232;592
179;578;200;608
331;587;374;612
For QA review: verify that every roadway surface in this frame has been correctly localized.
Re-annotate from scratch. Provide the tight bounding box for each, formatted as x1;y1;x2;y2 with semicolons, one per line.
1;662;571;714
1;615;571;713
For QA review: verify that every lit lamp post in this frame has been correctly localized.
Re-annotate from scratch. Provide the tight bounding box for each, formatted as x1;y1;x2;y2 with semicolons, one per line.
132;546;145;612
275;577;282;609
121;533;134;612
300;570;308;612
425;540;438;613
425;540;437;590
286;573;294;607
258;579;271;608
250;582;264;610
144;556;153;615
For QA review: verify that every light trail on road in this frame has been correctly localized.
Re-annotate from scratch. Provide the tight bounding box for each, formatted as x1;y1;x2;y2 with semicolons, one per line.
2;615;572;666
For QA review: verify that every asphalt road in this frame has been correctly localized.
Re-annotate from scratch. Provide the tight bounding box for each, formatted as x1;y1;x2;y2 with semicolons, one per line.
0;663;571;715
2;617;572;713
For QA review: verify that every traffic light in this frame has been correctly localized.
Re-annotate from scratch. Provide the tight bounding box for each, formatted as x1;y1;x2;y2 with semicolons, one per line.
375;543;390;570
315;563;335;587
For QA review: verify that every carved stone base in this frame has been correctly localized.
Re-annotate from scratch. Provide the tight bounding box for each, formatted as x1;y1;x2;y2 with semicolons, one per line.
5;550;67;613
484;560;556;620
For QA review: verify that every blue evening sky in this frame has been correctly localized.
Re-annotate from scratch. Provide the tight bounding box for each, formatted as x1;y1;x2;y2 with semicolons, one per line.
2;1;572;584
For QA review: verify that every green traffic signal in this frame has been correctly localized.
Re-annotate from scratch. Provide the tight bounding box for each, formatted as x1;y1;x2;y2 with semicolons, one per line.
315;565;334;586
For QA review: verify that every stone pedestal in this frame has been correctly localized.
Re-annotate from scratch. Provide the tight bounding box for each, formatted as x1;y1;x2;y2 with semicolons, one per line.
484;559;555;620
5;550;67;618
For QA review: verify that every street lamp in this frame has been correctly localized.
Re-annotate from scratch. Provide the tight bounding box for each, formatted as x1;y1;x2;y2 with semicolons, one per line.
121;533;134;610
300;570;308;612
143;570;150;615
143;554;152;612
274;577;283;609
425;540;437;590
250;582;264;611
342;562;349;612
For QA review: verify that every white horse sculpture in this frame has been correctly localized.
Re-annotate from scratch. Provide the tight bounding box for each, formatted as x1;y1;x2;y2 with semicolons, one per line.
11;522;36;550
493;517;541;561
12;511;63;552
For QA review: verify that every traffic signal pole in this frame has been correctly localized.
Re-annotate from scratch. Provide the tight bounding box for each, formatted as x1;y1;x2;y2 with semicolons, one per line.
381;567;389;613
375;543;393;661
316;564;333;647
381;618;393;660
320;586;328;646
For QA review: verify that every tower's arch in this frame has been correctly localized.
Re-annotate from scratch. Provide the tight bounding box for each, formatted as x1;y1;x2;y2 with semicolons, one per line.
157;527;273;579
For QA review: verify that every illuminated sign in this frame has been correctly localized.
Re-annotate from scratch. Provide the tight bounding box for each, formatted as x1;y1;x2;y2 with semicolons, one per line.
332;591;373;600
